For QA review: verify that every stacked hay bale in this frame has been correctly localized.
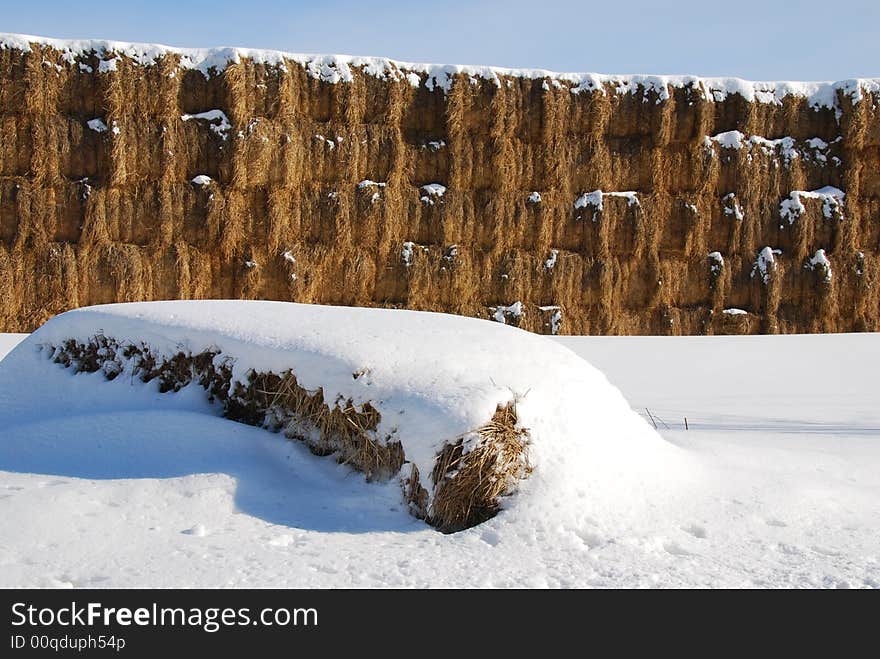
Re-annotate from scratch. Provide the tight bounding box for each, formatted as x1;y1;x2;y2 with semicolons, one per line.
0;36;878;334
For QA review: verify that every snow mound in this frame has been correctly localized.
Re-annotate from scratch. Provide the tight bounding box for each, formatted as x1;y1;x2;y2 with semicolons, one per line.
1;301;677;532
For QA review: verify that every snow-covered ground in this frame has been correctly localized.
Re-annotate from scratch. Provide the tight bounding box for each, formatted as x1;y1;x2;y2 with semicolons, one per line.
0;323;877;588
0;334;27;360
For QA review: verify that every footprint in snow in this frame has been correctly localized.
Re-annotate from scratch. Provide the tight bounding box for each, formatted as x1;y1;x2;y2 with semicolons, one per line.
43;577;75;588
663;541;696;557
575;530;604;550
480;530;501;547
776;543;801;556
312;564;338;575
181;524;207;537
267;534;296;548
681;524;708;539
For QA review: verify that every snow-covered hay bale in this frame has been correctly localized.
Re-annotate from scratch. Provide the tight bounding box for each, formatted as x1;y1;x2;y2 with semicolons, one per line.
5;300;664;532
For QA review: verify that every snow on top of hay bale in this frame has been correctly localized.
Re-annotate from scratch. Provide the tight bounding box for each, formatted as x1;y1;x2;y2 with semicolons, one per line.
9;300;672;527
2;32;878;108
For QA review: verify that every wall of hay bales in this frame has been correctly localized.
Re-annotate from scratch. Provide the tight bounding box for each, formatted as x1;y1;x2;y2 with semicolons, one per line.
1;39;878;335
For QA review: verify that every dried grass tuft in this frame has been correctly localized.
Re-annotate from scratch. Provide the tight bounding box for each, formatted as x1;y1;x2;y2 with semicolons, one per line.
428;403;530;533
252;371;404;481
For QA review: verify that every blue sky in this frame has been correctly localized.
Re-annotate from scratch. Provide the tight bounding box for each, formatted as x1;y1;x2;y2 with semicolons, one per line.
3;0;878;80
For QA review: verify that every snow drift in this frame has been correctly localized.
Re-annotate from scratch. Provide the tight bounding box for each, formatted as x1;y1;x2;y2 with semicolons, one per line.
0;300;676;531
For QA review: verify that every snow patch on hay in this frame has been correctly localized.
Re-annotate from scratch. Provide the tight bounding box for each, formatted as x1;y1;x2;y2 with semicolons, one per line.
3;32;877;111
